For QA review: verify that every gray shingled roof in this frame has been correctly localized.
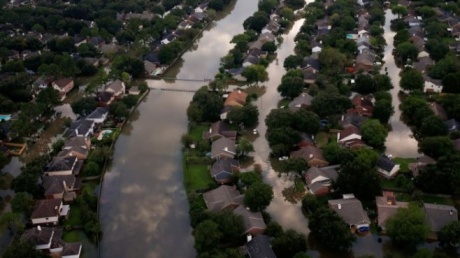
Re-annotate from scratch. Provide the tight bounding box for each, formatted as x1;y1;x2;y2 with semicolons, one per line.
42;175;81;196
211;158;239;181
86;107;109;120
233;206;266;234
245;235;277;258
211;137;236;159
424;203;458;232
31;199;62;219
377;155;396;173
47;156;77;172
62;242;82;256
203;185;244;212
21;227;54;246
288;93;313;110
328;198;370;226
376;196;409;228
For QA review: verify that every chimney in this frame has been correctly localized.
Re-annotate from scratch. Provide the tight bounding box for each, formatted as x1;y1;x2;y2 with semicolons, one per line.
37;225;41;231
338;204;342;210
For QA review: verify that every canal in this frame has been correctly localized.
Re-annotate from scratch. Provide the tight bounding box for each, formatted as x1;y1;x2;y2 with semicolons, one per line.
98;1;258;258
382;10;419;158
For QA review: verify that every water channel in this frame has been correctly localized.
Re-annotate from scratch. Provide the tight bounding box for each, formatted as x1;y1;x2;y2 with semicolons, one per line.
382;10;419;158
99;1;258;257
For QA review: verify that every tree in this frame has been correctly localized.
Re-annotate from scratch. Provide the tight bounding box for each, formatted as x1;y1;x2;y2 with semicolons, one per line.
35;87;61;110
284;55;303;70
311;93;353;117
386;204;429;248
71;97;97;116
262;41;277;54
242;65;268;85
438;221;460;247
420;115;448;138
11;192;34;217
272;229;308;258
318;47;346;76
111;55;145;78
3;240;48;258
194;220;222;253
280;7;295;21
323;142;353;165
293;109;320;134
258;0;277;13
309;207;356;251
208;0;224;11
281;157;308;174
266;108;295;129
109;101;129;119
285;0;306;10
11;173;42;198
361;119;388;148
294;40;311;57
353;74;376;94
301;194;321;214
244;182;274;212
227;105;259;128
373;99;394;124
82;161;101;176
243;12;270;32
395;43;418;65
187;87;223;122
392;6;408;18
400;67;424;92
393;29;409;47
267;127;301;156
238;172;262;188
419;136;454;159
236;137;254;158
277;76;304;99
211;210;245;245
442;72;460;94
293;253;312;258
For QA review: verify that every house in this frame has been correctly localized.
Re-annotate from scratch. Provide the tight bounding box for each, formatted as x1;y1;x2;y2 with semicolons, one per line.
376;155;400;179
337;125;362;143
413;56;433;74
288;93;313;111
228;67;246;81
104;80;125;98
259;32;276;43
303;71;317;84
290;146;329;167
161;34;176;45
211;158;240;184
42;175;82;201
195;2;208;13
409;35;425;52
355;52;375;72
85;107;109;124
444;118;460;133
144;52;160;65
348;94;374;117
57;145;89;160
99;43;120;54
32;76;52;94
408;26;424;38
408;155;436;177
245;235;277;258
220;106;233;120
211;137;236;160
328;195;371;232
61;242;83;258
21;227;82;257
261;21;281;34
341;113;366;128
233;206;266;235
67;119;95;138
376;192;409;231
424;203;458;237
243;55;260;67
31;199;70;225
429;102;447;121
21;226;55;250
144;60;157;76
52;78;74;100
96;91;116;107
178;20;192;30
305;166;339;196
301;54;321;73
45;156;82;176
297;133;315;147
224;90;248;107
404;15;421;27
203;185;244;212
203;121;237;140
312;44;322;54
65;136;91;151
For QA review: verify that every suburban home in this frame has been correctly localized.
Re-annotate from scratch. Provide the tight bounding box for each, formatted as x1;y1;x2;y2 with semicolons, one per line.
424;203;458;238
144;52;161;65
261;20;280;34
290;146;329;167
21;226;56;250
408;155;436;177
202;121;237;141
100;43;120;54
259;32;276;43
144;60;157;76
243;55;260;67
67;119;95;138
297;133;315;147
85;107;109;124
64;136;91;152
211;137;236;160
233;206;266;235
288;93;313;111
203;185;244;212
96;91;116;107
194;2;208;13
301;54;321;73
328;195;371;232
129;86;141;95
305;166;339;196
244;235;277;258
409;35;425;52
57;145;89;160
32;76;53;95
311;43;322;53
31;199;70;225
348;94;374;117
104;80;125;98
211;158;240;184
404;15;421;27
228;67;246;81
341;113;366;128
220;106;233;120
178;20;192;30
161;34;176;45
444;118;460;133
45;156;82;176
413;56;434;74
429;102;448;121
248;48;268;59
337;125;362;143
61;242;83;258
249;40;264;51
42;175;82;201
224;90;248;107
376;192;409;231
355;52;375;72
21;227;82;257
303;71;317;84
376;155;400;179
52;78;74;100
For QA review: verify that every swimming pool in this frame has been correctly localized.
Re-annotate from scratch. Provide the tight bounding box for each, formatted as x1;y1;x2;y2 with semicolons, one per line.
0;115;11;121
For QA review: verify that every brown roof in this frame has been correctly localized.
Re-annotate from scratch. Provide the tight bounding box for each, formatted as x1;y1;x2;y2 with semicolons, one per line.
202;121;237;140
31;199;62;219
376;194;409;229
233;206;266;234
62;242;82;256
224;90;248;107
338;125;361;141
21;227;54;246
203;185;244;212
429;102;448;121
290;146;327;164
53;78;73;89
42;175;81;196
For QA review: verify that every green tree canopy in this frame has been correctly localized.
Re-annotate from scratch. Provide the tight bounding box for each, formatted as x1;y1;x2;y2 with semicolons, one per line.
386;204;429;248
11;192;34;218
361;119;388;148
419;115;448;138
272;229;308;258
419;136;454;159
227;104;259;128
277;76;305;99
242;65;269;85
400;67;424;92
244;182;274;212
438;221;460;247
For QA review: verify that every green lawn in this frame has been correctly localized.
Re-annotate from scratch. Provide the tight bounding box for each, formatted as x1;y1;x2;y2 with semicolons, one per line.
62;230;80;242
184;164;215;192
189;124;209;142
421;195;454;206
393;157;416;173
65;205;83;227
315;132;329;148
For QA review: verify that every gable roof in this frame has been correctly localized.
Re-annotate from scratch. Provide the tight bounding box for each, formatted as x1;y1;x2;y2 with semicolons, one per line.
62;242;82;256
31;199;62;219
47;156;77;172
105;80;125;93
64;136;88;148
338;125;361;141
53;78;73;89
329;198;370;226
203;185;244;212
429;102;447;121
288;93;313;110
211;158;239;181
290;146;327;164
424;203;458;232
376;193;409;228
42;175;81;196
342;113;366;128
245;235;277;258
203;121;237;140
86;107;109;120
377;155;397;173
233;206;266;234
305;166;339;184
21;227;54;246
211;137;236;159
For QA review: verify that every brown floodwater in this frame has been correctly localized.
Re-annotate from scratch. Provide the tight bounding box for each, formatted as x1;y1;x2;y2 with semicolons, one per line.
99;1;259;257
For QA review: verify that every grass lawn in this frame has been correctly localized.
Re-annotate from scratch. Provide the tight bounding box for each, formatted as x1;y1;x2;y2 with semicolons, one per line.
189;124;209;142
315;132;329;148
65;205;83;227
184;164;215;192
62;230;80;242
421;195;454;206
395;192;413;202
393;157;416;173
381;179;400;189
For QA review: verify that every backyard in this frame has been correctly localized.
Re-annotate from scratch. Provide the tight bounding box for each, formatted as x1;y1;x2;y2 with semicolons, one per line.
184;163;215;193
